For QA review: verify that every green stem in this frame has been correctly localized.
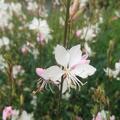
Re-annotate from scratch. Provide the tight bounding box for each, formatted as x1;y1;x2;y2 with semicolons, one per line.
58;0;71;118
63;0;71;48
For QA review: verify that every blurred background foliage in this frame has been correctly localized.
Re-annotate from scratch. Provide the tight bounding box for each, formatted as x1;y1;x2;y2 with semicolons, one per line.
0;0;120;120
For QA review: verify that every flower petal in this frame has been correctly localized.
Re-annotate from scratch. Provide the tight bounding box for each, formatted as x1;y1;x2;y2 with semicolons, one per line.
71;64;96;78
36;68;49;80
69;45;82;68
45;65;64;82
54;45;70;67
36;68;45;76
62;79;68;93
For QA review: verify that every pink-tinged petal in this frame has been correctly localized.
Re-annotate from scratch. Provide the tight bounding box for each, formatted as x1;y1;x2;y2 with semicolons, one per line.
36;68;49;80
95;112;102;120
55;45;70;67
36;68;45;77
69;45;82;68
71;64;96;79
110;115;115;120
2;106;13;120
37;33;45;44
62;79;68;93
76;30;82;37
45;65;64;82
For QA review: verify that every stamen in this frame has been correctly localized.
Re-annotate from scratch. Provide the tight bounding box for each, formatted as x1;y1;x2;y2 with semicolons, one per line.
70;72;87;86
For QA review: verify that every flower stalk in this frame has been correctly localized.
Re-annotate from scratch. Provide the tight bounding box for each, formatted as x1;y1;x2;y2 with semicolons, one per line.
58;0;71;118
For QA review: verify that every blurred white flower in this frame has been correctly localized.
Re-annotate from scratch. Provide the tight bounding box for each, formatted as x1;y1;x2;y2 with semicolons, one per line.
0;1;15;30
104;61;120;80
36;44;96;93
12;110;34;120
0;0;8;10
0;8;11;29
32;48;39;59
0;55;7;71
84;42;94;56
9;2;22;16
59;17;65;26
27;1;38;12
29;17;52;44
80;0;88;8
53;0;60;6
76;25;98;41
62;92;70;100
30;95;37;109
2;106;15;120
92;110;115;120
0;36;10;50
12;65;25;79
115;10;120;17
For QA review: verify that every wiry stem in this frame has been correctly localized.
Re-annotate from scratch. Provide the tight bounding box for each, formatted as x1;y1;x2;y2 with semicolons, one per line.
58;0;71;119
63;0;71;48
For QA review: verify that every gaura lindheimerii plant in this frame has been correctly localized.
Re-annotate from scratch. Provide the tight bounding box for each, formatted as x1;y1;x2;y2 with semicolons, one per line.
36;44;96;93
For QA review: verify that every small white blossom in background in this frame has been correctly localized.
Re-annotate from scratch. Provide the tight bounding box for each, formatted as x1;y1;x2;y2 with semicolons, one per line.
53;0;60;6
0;55;8;72
39;5;48;18
36;44;96;93
28;17;52;45
59;17;65;26
84;42;95;57
76;25;99;42
0;1;25;30
12;65;25;79
21;41;39;59
27;1;38;12
0;36;10;50
62;92;70;100
0;1;11;30
32;48;39;60
104;61;120;80
2;106;15;120
30;95;37;110
11;110;34;120
79;0;88;8
114;10;120;18
92;110;115;120
8;2;22;16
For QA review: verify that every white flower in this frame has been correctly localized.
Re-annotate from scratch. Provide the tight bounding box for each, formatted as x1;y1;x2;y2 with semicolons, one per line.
9;2;22;16
59;17;65;26
0;55;8;71
0;1;14;30
27;1;38;12
29;17;52;44
36;44;96;93
30;96;37;109
0;9;11;29
32;48;39;59
84;42;94;56
104;61;120;79
80;0;88;8
76;25;98;41
12;65;25;79
0;36;10;50
12;110;34;120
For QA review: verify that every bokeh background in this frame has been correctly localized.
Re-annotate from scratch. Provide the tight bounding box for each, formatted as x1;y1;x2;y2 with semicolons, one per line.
0;0;120;120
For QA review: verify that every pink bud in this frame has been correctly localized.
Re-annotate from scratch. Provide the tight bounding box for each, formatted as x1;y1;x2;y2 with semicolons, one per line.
2;106;15;120
95;112;102;120
37;33;45;45
21;47;28;55
76;30;82;37
36;68;45;77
